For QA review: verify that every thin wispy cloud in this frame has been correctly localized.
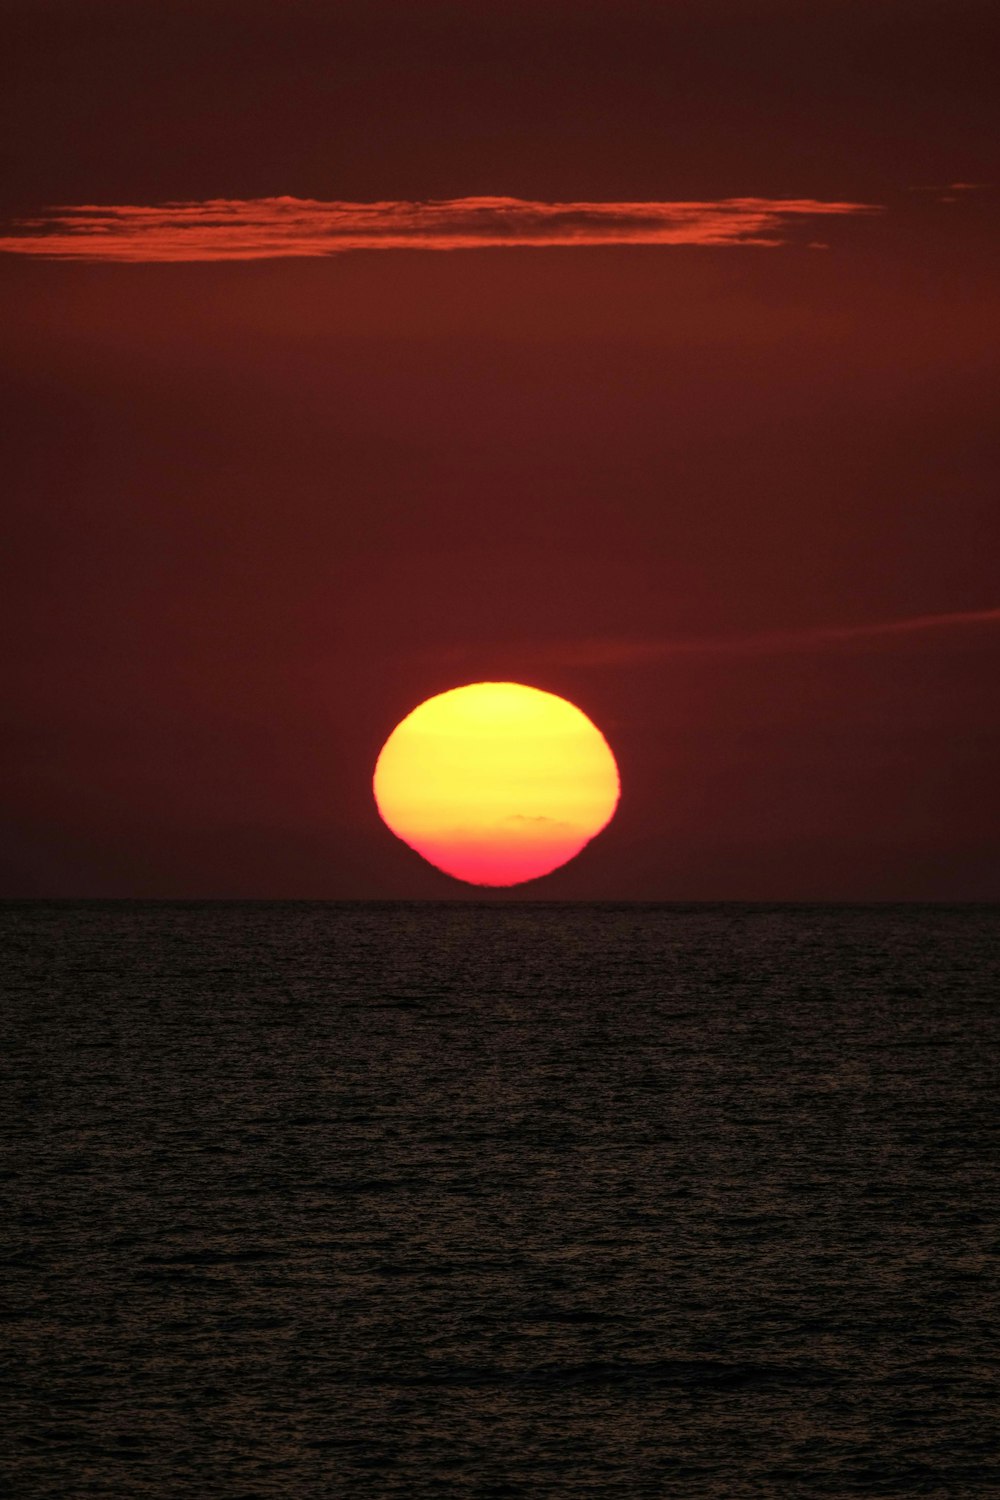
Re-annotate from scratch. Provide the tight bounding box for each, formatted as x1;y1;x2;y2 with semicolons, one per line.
0;195;879;262
908;181;992;204
467;606;1000;670
909;181;990;193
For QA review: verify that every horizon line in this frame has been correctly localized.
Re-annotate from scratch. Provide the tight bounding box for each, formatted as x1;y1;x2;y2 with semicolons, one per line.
1;895;996;905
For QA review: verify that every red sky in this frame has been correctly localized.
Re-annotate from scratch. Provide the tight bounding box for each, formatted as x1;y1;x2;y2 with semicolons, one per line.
2;0;999;898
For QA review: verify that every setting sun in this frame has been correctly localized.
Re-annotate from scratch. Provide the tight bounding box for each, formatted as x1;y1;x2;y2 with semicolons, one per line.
373;682;620;886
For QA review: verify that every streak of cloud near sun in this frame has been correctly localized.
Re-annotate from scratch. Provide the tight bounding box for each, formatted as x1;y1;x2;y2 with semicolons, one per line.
523;606;1000;669
0;195;879;262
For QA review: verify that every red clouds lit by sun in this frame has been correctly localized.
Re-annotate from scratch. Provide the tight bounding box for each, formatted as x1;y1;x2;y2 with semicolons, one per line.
0;196;879;261
373;682;620;887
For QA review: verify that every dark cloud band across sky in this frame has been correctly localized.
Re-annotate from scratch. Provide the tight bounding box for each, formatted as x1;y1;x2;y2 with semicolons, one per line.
0;195;879;262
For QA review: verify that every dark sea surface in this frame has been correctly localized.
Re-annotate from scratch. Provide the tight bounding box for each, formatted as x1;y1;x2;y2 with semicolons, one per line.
2;901;998;1498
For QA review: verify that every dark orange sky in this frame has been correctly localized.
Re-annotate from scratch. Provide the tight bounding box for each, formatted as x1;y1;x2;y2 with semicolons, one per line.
2;0;999;898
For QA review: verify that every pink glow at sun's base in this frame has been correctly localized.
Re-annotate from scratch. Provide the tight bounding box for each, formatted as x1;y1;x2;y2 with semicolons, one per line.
408;831;595;887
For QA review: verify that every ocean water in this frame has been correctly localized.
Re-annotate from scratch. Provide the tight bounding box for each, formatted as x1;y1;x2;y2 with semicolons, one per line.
2;901;998;1498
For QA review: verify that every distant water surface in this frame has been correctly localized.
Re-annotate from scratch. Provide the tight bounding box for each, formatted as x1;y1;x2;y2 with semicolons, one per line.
3;902;998;1497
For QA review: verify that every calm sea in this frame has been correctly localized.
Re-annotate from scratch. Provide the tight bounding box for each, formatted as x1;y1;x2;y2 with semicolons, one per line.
3;902;998;1498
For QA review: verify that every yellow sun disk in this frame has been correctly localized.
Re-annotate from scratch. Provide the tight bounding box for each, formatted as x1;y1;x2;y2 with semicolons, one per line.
373;682;620;886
